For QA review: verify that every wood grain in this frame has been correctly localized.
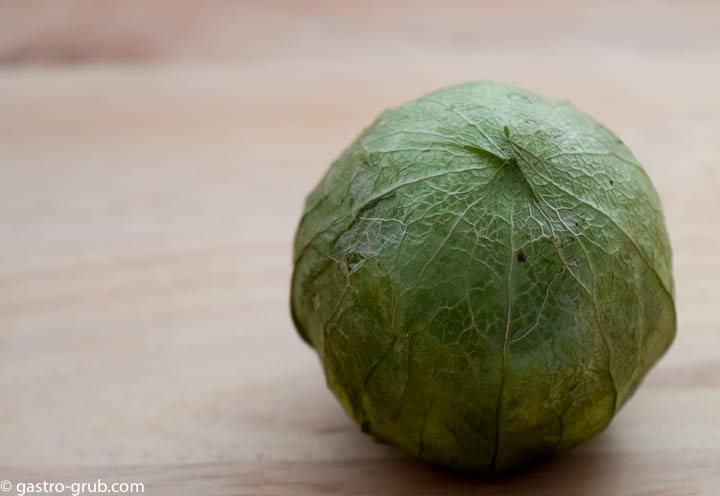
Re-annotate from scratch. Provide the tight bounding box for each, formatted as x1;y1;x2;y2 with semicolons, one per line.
1;2;720;494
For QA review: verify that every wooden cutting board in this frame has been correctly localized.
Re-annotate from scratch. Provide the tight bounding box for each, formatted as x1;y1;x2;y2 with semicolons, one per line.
1;4;719;494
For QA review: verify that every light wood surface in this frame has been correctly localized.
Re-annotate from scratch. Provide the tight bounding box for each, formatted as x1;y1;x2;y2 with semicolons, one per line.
1;2;720;494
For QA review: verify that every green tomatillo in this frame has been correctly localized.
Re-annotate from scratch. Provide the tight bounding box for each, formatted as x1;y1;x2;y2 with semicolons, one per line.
290;82;676;475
